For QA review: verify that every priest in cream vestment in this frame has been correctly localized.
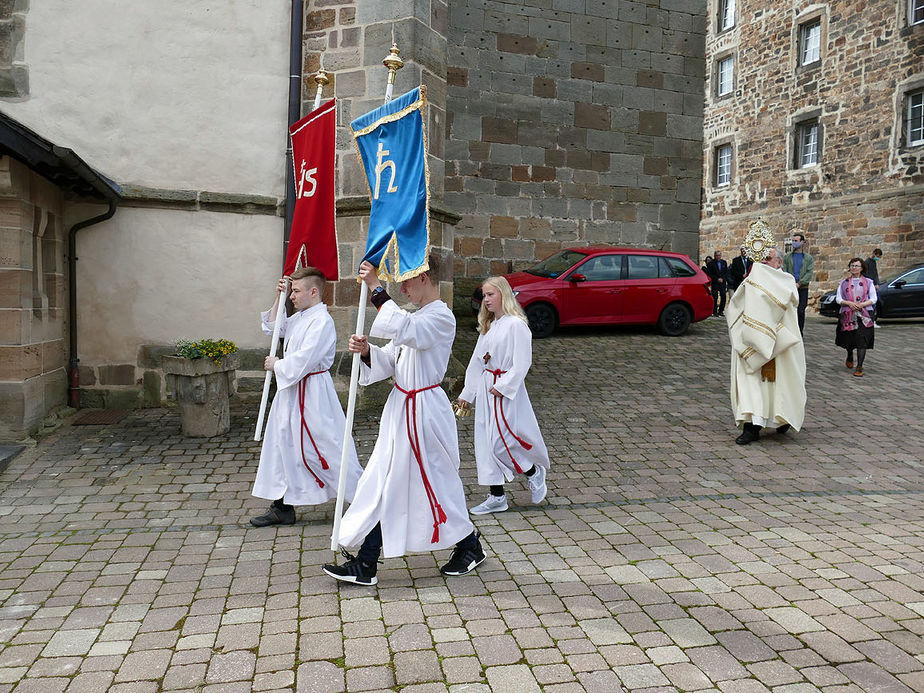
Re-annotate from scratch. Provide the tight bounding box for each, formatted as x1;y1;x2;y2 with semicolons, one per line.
726;247;806;445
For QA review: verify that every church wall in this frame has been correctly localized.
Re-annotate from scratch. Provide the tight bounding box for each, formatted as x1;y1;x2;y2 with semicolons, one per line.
446;0;708;279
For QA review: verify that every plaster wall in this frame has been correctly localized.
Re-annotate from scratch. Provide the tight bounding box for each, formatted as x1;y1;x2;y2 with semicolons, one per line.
75;207;282;366
1;0;290;195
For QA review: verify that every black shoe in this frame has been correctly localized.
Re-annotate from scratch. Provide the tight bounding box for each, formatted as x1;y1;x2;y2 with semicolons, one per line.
735;424;761;445
776;424;791;435
250;505;296;527
440;537;487;577
322;550;378;586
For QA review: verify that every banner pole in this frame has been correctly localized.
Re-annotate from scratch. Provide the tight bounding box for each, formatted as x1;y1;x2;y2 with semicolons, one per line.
330;44;404;552
254;69;332;442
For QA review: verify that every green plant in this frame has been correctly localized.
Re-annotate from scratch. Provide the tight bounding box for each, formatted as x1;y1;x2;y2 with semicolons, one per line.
175;337;238;364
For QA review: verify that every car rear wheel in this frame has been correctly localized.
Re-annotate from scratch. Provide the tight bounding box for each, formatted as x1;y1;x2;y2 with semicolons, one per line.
525;303;557;339
658;302;691;336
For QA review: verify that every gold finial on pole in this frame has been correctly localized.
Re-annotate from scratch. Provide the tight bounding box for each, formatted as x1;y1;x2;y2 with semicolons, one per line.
313;68;330;89
383;43;404;102
312;69;330;110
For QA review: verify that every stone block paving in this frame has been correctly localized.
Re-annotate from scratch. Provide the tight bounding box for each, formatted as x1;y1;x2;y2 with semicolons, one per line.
1;316;923;691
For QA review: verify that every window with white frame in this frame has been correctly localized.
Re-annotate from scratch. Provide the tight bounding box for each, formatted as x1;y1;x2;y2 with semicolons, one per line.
717;56;734;97
907;89;924;146
718;0;735;31
795;119;820;168
715;144;732;186
799;18;821;66
911;0;924;25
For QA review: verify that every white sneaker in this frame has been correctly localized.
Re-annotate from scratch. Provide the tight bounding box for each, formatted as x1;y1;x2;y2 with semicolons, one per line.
873;323;881;329
471;494;508;515
528;466;547;504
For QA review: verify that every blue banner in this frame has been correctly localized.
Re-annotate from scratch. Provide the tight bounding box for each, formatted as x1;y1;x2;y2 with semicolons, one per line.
351;86;430;281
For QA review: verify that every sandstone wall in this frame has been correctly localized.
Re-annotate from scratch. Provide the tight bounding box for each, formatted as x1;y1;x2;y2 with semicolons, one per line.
446;0;708;278
701;0;924;295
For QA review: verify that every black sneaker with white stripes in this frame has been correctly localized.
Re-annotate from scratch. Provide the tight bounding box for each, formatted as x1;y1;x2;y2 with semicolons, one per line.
440;536;486;577
322;550;378;586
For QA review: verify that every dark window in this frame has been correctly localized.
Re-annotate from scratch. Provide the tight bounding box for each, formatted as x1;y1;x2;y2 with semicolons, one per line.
576;254;622;281
661;257;697;278
526;250;588;278
898;268;924;285
626;255;660;280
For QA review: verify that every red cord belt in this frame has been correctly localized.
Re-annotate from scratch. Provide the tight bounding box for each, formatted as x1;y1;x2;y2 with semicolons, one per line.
394;382;447;543
485;368;532;474
296;370;329;488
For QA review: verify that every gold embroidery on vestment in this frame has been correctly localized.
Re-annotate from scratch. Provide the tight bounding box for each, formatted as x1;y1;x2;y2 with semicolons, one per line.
745;280;788;310
743;315;776;339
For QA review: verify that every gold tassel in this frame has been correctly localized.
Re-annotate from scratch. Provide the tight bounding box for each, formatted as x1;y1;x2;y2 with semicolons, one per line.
761;358;776;382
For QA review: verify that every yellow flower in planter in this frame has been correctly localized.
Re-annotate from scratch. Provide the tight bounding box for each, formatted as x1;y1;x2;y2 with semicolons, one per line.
175;337;239;365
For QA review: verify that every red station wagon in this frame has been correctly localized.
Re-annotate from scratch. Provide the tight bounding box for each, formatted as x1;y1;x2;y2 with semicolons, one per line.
472;247;714;338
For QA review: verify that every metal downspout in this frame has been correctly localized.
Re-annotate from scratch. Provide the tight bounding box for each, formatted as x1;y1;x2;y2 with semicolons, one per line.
283;0;303;262
67;200;117;409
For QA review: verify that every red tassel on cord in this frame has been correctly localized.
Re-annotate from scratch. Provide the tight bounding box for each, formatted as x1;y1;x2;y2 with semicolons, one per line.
431;524;440;543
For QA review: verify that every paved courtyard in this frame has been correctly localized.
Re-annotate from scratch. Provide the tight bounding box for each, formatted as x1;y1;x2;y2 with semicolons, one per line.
1;315;923;692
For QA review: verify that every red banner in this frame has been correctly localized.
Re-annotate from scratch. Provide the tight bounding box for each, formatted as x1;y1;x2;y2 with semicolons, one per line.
286;99;338;280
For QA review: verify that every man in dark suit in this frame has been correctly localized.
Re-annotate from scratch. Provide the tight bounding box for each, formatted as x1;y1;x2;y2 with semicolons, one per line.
707;250;730;316
729;245;753;291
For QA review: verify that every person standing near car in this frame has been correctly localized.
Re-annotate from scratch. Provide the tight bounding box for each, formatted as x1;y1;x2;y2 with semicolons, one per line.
726;231;806;446
707;250;730;316
836;258;877;378
782;231;815;335
864;248;883;328
457;276;550;515
729;245;752;292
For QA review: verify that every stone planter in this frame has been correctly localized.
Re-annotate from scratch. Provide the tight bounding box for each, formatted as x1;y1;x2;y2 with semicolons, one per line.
162;354;240;437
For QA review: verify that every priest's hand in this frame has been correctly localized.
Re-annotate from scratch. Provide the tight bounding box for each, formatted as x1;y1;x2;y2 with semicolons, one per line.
276;277;288;294
264;356;279;371
348;334;370;357
358;261;383;291
489;386;502;397
457;398;471;410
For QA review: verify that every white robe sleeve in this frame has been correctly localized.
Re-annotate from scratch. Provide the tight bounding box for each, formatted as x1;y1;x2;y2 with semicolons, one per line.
359;342;398;386
491;320;532;400
459;334;486;404
369;300;454;351
272;318;332;390
261;309;288;338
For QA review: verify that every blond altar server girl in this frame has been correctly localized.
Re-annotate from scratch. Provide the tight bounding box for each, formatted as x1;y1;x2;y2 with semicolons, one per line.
457;277;550;514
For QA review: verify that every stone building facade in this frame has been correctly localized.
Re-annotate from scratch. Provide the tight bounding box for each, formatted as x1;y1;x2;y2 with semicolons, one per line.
700;0;924;298
445;0;707;278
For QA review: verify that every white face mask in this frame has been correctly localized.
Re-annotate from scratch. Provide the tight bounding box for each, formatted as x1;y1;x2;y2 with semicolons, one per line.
792;240;803;249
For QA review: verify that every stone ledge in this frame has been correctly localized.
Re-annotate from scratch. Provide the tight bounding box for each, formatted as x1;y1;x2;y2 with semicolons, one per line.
337;195;462;225
120;185;283;215
118;187;462;224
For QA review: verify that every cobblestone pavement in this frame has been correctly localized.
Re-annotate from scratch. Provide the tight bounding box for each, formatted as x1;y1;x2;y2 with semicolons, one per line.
1;316;923;692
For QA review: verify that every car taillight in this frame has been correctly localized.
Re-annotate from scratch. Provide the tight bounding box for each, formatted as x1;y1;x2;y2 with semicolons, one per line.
703;282;712;296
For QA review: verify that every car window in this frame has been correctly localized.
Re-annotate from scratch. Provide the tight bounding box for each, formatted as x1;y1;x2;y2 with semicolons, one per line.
660;257;696;278
526;250;588;278
897;268;924;285
626;255;659;280
576;254;622;281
